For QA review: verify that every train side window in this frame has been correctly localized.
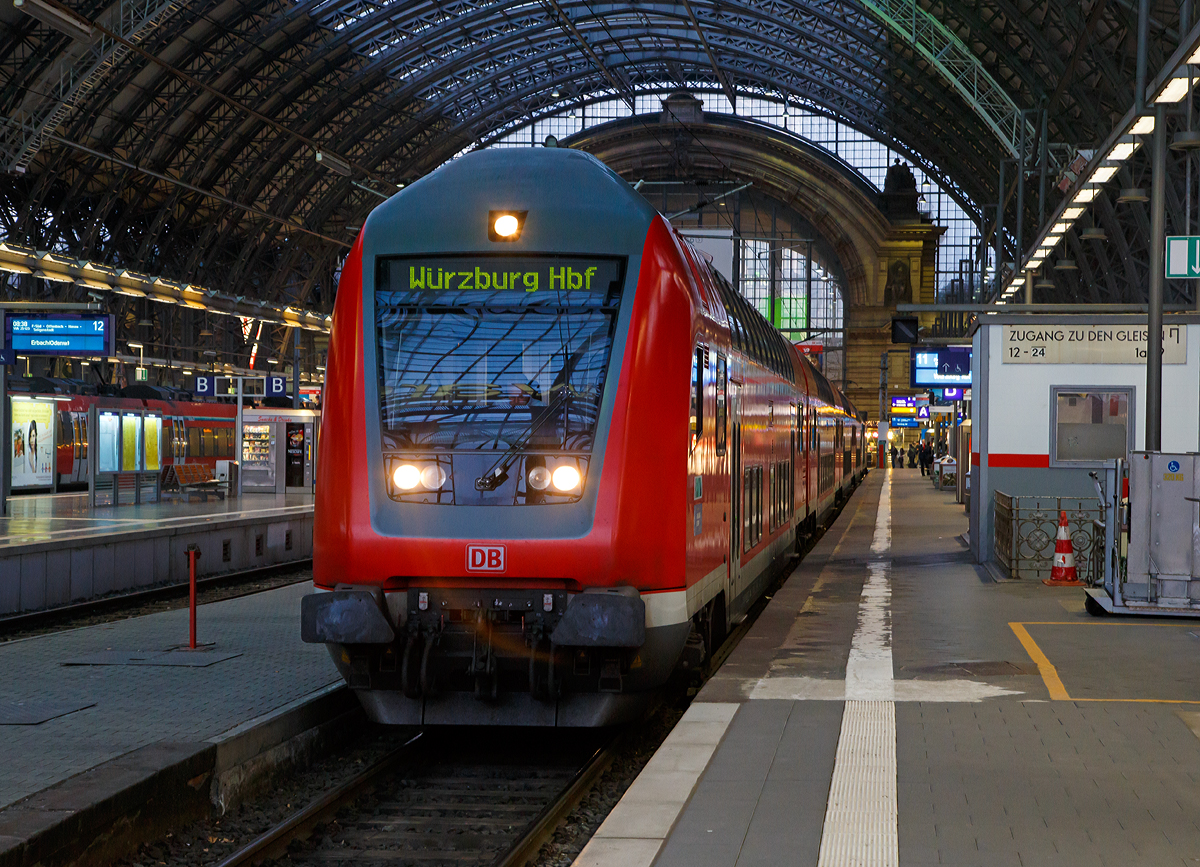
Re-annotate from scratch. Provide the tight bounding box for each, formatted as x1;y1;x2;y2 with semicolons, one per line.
743;467;753;552
690;346;705;450
716;355;727;456
756;466;763;543
187;427;200;458
769;464;776;529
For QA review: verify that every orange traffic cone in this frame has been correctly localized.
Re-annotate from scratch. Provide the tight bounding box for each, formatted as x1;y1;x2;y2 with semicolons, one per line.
1043;510;1083;586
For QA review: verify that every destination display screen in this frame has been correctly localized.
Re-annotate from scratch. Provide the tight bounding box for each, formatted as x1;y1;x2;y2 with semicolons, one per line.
6;314;113;356
375;255;626;468
910;346;972;387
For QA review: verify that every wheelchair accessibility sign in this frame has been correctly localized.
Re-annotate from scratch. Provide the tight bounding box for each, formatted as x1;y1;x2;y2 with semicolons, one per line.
1165;459;1185;482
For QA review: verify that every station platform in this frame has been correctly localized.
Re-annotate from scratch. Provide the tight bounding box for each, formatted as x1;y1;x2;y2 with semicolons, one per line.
0;580;348;866
578;467;1200;867
0;492;314;616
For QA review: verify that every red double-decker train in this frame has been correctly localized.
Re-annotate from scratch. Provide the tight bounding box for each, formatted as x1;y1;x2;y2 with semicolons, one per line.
304;148;865;726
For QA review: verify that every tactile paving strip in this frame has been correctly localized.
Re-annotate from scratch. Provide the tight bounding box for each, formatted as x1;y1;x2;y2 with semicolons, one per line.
815;699;898;867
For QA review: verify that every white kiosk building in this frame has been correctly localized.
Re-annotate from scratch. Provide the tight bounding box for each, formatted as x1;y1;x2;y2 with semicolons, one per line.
970;314;1200;576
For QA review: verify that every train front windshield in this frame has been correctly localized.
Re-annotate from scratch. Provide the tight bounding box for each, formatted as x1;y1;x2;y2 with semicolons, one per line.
375;256;625;453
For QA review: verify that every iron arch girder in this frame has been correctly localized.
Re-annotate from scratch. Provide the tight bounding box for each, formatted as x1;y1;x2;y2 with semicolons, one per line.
299;0;911;133
378;51;995;212
2;0;187;173
567;119;890;307
315;0;1001;193
344;32;992;196
851;0;1033;160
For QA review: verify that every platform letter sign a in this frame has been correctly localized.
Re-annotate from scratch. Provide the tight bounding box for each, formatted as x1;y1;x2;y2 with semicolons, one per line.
267;375;287;397
1166;236;1200;278
194;376;216;396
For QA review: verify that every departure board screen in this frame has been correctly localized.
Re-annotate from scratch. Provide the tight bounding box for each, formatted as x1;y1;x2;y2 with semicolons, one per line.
6;314;113;356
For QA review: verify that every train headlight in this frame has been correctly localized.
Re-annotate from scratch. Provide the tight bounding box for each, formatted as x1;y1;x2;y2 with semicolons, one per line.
527;465;552;491
420;465;447;490
393;464;420;490
488;209;527;242
494;214;519;237
552;465;581;492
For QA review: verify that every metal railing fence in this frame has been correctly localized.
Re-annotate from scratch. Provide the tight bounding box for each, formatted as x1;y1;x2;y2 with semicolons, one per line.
993;492;1103;581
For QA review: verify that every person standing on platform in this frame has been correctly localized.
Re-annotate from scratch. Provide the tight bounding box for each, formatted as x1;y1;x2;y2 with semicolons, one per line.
907;443;917;468
919;441;930;476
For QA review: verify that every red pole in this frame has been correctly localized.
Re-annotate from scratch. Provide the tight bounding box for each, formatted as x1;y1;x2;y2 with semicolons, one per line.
188;547;198;649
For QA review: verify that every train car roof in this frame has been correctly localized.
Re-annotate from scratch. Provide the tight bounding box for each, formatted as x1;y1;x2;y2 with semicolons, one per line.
362;148;658;261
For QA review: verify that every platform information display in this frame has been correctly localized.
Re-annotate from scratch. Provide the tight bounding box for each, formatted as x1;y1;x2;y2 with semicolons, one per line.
6;314;112;357
910;346;972;387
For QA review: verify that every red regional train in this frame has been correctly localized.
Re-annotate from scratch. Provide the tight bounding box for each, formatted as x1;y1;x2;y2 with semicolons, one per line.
303;148;865;726
8;379;237;488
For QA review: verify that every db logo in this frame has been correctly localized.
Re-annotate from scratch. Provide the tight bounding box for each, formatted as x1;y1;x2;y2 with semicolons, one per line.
466;544;506;573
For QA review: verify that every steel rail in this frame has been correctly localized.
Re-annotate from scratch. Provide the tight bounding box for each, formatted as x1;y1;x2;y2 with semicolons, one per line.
492;733;625;867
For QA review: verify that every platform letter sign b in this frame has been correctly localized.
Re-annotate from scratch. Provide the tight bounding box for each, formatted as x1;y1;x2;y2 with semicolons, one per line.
466;544;506;573
267;375;287;396
194;376;215;396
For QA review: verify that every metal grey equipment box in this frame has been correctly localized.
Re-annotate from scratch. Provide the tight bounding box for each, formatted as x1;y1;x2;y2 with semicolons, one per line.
1087;451;1200;616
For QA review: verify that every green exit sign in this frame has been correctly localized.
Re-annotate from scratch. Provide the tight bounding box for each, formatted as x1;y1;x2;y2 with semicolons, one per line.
1166;236;1200;278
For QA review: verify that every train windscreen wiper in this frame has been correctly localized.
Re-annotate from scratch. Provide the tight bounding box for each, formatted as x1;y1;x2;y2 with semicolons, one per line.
474;387;570;491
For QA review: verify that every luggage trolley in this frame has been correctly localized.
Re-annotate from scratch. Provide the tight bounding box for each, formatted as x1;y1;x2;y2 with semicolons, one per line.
1086;451;1200;617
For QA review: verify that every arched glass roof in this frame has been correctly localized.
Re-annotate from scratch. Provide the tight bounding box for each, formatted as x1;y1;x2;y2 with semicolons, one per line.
0;0;1184;323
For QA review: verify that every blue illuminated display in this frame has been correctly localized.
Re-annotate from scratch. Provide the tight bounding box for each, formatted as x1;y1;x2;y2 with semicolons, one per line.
910;346;972;387
7;315;112;356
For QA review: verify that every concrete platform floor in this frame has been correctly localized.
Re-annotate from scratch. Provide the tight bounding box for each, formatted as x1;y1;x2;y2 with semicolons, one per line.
0;491;313;548
0;580;336;810
578;467;1200;867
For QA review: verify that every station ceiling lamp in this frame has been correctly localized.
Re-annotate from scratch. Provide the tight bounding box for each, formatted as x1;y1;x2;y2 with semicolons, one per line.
1072;186;1102;203
1062;206;1086;220
1090;164;1120;183
1107;139;1141;161
1153;71;1193;103
1130;115;1156;135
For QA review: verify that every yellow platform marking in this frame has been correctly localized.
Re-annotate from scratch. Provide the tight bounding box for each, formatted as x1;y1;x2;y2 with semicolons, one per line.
1009;623;1070;700
1010;620;1200;704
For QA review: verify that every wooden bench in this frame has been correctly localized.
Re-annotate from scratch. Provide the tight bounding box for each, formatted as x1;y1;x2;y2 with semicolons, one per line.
165;463;225;502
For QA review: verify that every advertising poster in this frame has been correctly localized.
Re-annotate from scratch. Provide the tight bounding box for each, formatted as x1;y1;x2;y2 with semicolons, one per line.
12;398;55;488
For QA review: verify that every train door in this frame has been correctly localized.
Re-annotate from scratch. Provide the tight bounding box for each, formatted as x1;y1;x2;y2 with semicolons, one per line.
790;402;797;530
73;413;87;483
729;381;742;594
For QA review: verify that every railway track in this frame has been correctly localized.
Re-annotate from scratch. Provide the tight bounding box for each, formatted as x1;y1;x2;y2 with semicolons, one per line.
214;728;617;867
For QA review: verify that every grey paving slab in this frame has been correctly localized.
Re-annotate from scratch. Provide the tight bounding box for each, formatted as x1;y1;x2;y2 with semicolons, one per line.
632;469;1200;867
0;580;337;809
0;699;96;725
